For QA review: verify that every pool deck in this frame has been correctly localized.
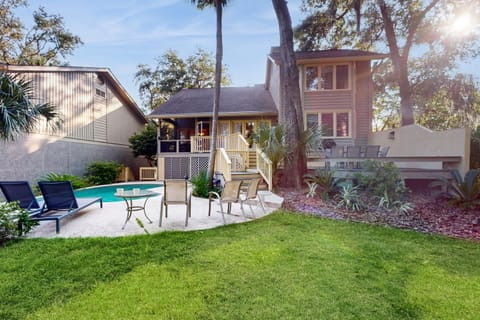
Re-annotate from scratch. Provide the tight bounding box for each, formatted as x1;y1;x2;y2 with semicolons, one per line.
27;185;284;238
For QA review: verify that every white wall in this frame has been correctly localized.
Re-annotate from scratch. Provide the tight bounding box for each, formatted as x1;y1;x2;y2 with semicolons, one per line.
368;124;470;174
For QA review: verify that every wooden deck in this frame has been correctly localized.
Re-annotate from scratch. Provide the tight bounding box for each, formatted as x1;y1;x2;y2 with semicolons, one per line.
307;156;462;180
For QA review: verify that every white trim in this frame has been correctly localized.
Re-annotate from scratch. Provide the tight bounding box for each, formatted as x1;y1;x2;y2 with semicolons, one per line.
304;63;351;92
305;110;352;138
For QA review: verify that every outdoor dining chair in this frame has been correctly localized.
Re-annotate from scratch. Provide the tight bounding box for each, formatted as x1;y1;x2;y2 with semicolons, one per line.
364;145;380;158
160;179;191;227
208;180;244;224
346;145;362;168
239;178;266;217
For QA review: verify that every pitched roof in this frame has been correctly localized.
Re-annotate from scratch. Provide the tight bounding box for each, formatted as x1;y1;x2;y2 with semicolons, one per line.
148;86;278;118
268;47;388;64
0;64;146;123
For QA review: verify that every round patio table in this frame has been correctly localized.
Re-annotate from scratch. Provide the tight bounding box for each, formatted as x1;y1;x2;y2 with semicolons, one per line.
114;190;160;229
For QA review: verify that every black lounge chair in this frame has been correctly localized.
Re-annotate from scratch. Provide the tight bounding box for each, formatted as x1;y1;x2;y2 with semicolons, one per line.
0;181;44;215
37;181;103;233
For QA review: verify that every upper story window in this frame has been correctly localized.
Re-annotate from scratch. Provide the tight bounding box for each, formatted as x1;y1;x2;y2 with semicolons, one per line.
305;64;350;91
306;111;351;138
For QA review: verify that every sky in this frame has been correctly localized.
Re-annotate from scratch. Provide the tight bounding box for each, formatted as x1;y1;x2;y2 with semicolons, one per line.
17;0;480;109
17;0;303;106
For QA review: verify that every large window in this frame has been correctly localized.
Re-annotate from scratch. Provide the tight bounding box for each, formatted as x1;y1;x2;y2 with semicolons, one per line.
305;111;351;138
305;64;350;91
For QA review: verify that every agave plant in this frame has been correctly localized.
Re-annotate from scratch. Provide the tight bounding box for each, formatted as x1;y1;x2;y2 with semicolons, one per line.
335;183;363;212
430;169;480;209
304;167;340;199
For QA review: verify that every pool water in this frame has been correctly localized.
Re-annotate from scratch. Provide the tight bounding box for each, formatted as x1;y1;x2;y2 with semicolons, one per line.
74;183;162;202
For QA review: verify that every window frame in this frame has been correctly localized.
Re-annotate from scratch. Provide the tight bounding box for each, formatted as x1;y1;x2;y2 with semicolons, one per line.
304;111;352;138
304;63;351;92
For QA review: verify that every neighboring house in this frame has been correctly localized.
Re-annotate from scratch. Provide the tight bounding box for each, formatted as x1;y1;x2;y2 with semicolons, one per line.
0;64;147;183
148;46;470;185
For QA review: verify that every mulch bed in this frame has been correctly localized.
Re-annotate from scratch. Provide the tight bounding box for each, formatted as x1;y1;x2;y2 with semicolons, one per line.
279;188;480;242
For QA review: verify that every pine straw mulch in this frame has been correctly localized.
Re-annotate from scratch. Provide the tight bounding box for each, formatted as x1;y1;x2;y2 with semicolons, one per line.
279;188;480;242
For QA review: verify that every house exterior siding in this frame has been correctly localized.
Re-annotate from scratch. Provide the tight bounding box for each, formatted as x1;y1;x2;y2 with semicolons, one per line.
0;67;147;184
267;59;281;112
354;61;372;145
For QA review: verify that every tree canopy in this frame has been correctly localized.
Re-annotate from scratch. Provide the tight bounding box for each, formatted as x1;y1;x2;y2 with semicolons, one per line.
135;48;231;111
0;0;82;65
295;0;480;128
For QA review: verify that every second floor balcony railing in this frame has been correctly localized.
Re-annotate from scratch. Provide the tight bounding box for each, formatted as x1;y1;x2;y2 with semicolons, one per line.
159;133;249;154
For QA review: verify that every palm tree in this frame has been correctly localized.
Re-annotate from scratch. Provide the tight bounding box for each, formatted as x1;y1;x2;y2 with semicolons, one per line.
0;72;60;141
191;0;229;187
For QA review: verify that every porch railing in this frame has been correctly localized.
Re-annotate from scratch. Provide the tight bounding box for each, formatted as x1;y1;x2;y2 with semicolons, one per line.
190;133;249;153
215;148;232;182
256;146;272;191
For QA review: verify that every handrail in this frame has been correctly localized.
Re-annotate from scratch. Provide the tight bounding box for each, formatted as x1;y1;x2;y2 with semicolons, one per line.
256;146;272;191
215;148;232;182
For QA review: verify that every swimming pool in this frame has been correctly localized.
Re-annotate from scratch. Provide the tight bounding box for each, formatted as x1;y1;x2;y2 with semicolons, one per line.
74;183;162;202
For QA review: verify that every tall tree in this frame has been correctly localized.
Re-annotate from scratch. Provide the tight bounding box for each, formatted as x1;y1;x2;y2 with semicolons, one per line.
135;48;230;111
0;1;82;65
295;0;480;126
191;0;229;186
0;72;60;141
272;0;307;188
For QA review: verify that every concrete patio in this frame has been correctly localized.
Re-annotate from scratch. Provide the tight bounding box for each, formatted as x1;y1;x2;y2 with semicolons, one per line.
27;186;284;238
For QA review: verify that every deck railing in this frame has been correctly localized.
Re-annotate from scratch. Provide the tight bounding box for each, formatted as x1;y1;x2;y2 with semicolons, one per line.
256;146;272;191
215;148;232;182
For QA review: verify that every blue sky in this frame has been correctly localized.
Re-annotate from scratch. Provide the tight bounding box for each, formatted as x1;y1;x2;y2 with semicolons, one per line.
18;0;303;105
18;0;479;107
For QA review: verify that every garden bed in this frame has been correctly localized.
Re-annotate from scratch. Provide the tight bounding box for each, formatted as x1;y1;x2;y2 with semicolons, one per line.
280;188;480;241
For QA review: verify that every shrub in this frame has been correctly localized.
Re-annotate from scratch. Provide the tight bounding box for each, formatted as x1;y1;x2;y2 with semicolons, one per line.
40;172;89;189
85;161;122;185
190;171;210;198
335;183;363;212
355;160;407;201
430;169;480;209
303;167;340;199
353;160;413;213
0;202;38;245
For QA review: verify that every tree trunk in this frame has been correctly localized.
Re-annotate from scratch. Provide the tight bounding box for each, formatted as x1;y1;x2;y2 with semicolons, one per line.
378;0;415;126
206;0;223;186
272;0;307;189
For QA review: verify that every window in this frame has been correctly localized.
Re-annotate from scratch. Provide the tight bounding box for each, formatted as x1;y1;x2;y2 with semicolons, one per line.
95;88;106;98
305;111;351;138
304;64;350;91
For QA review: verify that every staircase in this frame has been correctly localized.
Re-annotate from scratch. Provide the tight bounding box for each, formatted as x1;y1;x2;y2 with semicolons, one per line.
231;170;268;191
248;150;257;169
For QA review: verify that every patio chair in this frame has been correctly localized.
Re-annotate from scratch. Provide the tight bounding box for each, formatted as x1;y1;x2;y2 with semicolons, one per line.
0;181;43;215
328;146;345;168
159;179;191;227
379;146;390;157
38;181;103;233
364;145;380;158
208;180;245;224
239;178;266;217
346;145;361;168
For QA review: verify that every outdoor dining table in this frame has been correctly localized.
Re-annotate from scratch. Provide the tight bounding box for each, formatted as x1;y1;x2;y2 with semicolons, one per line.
114;189;160;229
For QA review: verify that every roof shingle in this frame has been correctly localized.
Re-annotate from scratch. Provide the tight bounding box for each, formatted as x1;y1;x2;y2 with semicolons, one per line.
148;86;278;118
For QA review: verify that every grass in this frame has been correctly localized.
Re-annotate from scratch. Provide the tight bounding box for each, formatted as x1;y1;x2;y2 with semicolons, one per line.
1;211;479;319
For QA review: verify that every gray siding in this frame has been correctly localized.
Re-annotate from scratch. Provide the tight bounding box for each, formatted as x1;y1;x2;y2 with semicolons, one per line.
303;91;353;110
267;60;281;113
354;61;372;144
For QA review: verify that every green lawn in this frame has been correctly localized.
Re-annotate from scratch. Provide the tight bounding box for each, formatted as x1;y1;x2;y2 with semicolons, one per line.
1;211;479;320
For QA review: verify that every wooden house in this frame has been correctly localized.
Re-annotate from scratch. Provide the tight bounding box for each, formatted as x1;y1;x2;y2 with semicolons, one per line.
0;64;147;183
